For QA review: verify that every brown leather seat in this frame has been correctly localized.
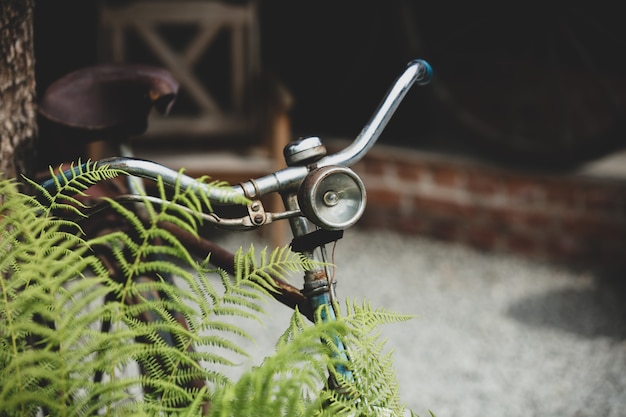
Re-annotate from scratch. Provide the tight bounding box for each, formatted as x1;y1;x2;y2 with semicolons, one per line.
36;64;178;171
38;64;179;140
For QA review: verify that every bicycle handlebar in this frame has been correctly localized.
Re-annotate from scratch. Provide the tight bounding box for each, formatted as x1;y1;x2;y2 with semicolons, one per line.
42;59;432;204
319;59;432;167
238;59;432;199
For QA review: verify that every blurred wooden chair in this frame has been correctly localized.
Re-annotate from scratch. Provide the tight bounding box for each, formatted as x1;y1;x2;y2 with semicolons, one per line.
96;0;292;246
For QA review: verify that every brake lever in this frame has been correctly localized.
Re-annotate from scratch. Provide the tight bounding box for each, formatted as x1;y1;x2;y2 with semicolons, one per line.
235;200;301;229
105;195;301;231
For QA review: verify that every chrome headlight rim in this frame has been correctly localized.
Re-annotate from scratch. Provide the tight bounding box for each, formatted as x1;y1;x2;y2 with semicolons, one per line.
298;165;367;230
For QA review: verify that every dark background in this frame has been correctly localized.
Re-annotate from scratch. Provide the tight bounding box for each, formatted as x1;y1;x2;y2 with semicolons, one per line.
33;1;626;169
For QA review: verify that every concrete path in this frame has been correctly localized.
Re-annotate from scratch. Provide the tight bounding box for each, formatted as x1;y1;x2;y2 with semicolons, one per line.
214;228;626;417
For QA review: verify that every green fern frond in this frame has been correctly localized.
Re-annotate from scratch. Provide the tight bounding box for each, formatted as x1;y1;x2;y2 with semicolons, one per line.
1;177;128;415
2;170;265;415
343;299;416;332
276;304;309;348
323;300;414;416
26;160;126;218
2;165;419;417
233;244;320;295
209;311;343;417
207;301;413;417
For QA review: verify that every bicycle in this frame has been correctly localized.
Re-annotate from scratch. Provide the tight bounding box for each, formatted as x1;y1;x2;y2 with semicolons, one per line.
30;58;433;416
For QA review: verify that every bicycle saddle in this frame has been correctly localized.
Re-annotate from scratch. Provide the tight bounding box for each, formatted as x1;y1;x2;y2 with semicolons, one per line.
38;64;179;139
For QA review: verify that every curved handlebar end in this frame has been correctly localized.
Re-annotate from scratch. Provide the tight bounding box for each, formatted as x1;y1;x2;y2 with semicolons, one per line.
411;59;433;86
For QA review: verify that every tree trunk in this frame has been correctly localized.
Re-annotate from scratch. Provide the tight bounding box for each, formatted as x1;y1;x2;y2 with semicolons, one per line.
0;0;37;184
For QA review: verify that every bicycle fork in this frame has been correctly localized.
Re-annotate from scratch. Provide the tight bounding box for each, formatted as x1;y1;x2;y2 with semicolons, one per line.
283;200;355;393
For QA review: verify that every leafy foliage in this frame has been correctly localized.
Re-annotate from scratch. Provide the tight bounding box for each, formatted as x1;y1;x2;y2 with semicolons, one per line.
211;303;415;417
1;164;417;416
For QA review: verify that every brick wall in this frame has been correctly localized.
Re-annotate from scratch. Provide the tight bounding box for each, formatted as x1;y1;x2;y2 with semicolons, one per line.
347;142;626;267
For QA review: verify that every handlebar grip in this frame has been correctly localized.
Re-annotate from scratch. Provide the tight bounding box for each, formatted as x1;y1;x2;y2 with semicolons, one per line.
412;59;434;86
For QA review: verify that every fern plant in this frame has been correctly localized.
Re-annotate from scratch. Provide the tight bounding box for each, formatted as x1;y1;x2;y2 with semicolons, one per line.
0;162;417;416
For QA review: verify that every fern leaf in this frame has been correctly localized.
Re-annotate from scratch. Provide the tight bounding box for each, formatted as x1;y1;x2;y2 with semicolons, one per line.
29;160;126;218
233;244;320;295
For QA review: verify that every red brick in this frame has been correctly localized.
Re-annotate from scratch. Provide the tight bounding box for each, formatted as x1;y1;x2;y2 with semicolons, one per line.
428;218;463;241
352;145;626;266
464;226;501;252
488;207;555;232
367;188;403;209
431;165;465;188
394;215;430;235
412;196;479;219
465;169;502;195
557;214;626;238
504;178;548;205
361;159;387;177
583;187;625;215
395;160;429;182
545;184;583;211
360;208;393;230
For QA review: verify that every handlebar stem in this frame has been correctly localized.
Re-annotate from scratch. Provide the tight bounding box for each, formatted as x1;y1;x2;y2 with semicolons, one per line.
237;165;308;199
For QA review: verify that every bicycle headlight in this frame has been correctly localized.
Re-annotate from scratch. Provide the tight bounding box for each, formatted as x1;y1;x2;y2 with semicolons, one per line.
298;166;366;230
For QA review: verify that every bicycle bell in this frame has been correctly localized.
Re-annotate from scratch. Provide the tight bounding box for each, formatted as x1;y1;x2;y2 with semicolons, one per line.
284;136;327;166
298;165;366;230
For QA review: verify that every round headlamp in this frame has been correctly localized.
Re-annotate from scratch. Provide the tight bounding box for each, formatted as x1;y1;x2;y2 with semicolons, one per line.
298;166;366;230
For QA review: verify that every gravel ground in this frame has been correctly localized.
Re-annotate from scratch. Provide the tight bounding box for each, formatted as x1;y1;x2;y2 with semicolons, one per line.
213;228;626;417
